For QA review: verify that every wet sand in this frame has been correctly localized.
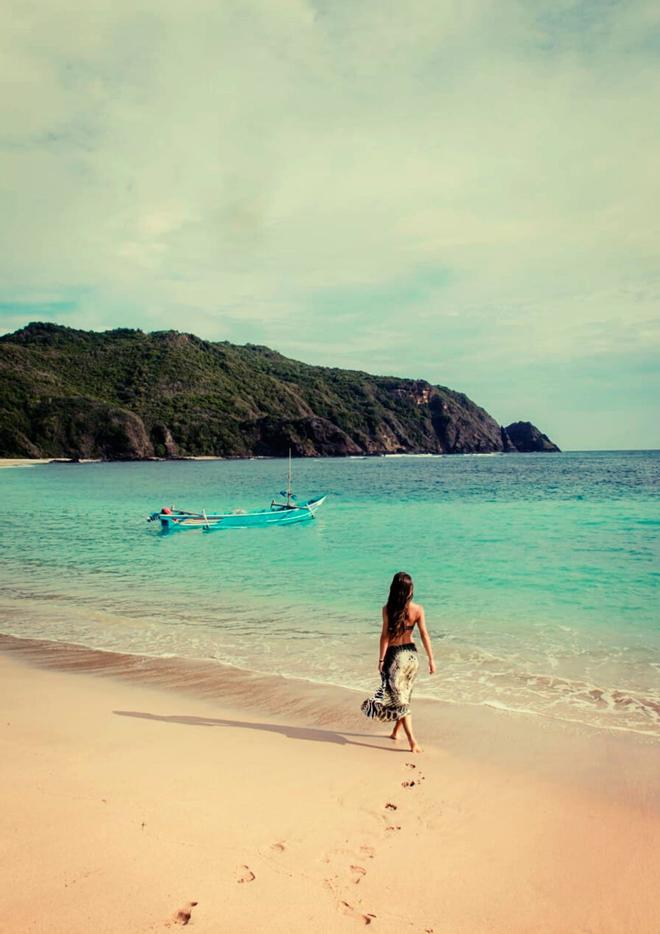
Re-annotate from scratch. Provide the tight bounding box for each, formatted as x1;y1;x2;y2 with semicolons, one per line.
1;633;659;933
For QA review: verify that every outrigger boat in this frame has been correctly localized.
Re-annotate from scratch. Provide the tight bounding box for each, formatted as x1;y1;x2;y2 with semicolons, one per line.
147;452;326;531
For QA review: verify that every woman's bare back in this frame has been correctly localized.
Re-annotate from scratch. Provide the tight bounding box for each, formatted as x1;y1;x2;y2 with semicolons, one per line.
386;600;423;646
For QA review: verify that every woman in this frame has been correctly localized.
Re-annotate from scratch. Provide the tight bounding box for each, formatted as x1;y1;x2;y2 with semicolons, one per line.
361;571;435;753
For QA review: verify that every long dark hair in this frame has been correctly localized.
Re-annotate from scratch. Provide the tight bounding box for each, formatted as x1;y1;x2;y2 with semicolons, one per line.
386;571;414;638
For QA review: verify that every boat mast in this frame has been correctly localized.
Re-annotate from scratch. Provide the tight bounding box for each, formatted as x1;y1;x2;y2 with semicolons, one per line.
287;447;292;507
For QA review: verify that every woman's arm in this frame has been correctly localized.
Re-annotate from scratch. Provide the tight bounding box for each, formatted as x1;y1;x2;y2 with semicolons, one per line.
378;606;389;672
417;607;436;674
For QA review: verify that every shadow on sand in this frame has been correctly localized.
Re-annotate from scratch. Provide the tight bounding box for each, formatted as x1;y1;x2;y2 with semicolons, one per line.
113;710;400;751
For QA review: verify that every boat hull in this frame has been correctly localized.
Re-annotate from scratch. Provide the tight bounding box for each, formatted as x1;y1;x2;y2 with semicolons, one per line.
153;496;326;531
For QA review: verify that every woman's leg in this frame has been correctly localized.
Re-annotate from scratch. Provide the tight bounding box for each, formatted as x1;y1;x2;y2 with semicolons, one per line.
400;714;422;753
389;718;403;740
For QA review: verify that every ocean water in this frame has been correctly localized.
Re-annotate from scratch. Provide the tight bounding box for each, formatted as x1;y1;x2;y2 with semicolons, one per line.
1;452;659;738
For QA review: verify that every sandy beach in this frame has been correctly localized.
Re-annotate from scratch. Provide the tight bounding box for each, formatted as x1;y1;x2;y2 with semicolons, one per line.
0;459;102;469
1;635;659;933
0;458;53;469
0;458;225;469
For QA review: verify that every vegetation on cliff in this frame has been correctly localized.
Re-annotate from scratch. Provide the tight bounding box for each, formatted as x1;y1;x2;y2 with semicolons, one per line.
0;323;559;459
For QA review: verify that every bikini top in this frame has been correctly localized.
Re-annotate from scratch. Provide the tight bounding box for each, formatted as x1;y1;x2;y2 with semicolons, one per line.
385;607;416;633
388;617;416;647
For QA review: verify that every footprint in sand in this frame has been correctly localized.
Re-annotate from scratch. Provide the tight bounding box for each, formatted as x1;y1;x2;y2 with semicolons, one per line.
384;802;397;810
350;865;367;884
270;842;286;853
401;780;416;788
341;900;377;925
359;845;375;859
171;900;198;926
385;825;401;832
405;763;426;783
237;865;256;884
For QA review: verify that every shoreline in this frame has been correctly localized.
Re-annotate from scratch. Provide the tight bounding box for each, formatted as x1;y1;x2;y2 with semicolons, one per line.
0;458;104;469
2;452;658;469
0;457;54;468
1;634;659;932
2;632;659;808
1;619;658;741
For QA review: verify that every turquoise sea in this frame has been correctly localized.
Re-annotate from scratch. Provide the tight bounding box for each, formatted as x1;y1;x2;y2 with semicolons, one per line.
1;452;659;738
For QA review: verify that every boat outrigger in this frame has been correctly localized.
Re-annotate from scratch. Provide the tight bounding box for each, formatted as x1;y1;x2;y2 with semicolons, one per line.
147;452;326;531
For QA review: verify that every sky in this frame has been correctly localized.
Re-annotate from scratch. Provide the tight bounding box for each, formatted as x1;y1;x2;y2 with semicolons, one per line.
1;0;659;450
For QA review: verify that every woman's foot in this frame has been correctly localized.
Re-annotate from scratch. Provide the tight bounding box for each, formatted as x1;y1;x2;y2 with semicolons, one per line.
389;728;401;741
409;741;423;753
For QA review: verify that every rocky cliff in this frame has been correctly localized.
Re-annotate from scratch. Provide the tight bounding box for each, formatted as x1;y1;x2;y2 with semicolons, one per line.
504;421;561;453
0;323;560;459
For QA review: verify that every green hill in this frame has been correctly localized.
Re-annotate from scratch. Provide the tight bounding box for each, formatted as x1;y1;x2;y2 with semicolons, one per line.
0;322;559;459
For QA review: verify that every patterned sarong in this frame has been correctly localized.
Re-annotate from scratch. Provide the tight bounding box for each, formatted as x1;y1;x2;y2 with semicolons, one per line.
361;643;419;721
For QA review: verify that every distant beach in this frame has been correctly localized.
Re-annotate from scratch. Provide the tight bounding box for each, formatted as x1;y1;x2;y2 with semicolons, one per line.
0;458;53;468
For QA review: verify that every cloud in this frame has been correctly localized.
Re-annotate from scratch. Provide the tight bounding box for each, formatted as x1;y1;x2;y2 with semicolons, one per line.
0;0;659;446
